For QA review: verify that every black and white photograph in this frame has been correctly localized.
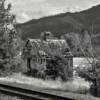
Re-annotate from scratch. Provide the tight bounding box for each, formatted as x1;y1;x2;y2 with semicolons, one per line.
0;0;100;100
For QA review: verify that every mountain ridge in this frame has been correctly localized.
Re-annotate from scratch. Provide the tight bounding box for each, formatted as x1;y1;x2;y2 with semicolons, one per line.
18;4;100;39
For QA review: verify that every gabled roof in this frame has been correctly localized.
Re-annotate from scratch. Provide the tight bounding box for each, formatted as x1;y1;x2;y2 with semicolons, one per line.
24;38;71;57
26;38;68;48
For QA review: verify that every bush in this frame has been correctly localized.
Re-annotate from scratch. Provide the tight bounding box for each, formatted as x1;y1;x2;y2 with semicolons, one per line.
77;61;100;97
45;56;71;81
0;56;25;77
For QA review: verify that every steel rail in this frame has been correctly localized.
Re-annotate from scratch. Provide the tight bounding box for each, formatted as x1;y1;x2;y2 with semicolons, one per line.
0;82;75;100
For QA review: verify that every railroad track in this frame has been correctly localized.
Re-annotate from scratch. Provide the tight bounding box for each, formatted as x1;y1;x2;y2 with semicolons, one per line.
0;82;75;100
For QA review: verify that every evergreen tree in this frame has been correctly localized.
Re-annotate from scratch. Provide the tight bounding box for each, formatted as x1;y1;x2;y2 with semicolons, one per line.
0;0;22;76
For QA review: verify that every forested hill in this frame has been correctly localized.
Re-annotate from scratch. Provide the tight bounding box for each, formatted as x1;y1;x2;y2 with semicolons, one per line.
18;5;100;39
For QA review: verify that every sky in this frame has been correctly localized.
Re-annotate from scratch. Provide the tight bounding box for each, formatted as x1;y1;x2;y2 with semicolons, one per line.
6;0;100;23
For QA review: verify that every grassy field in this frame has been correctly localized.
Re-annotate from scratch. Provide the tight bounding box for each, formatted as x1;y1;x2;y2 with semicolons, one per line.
0;73;90;92
0;73;100;100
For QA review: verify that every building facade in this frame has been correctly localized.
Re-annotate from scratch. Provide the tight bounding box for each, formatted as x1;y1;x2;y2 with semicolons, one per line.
22;37;73;80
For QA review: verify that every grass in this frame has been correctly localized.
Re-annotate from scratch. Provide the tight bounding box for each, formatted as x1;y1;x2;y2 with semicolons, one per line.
0;73;90;93
0;73;100;100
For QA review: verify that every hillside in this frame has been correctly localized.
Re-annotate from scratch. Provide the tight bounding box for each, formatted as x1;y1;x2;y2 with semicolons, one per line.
18;5;100;40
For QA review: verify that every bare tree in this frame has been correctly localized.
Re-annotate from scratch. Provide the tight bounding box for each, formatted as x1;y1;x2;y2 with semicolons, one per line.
77;29;100;97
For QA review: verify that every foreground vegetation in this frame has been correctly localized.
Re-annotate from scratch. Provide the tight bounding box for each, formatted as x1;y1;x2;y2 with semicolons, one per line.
77;60;100;97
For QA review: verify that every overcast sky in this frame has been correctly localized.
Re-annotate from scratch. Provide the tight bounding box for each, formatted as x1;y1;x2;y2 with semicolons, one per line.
6;0;100;23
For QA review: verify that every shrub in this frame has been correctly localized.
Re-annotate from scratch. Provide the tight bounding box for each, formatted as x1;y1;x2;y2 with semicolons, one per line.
0;56;26;77
77;61;100;97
